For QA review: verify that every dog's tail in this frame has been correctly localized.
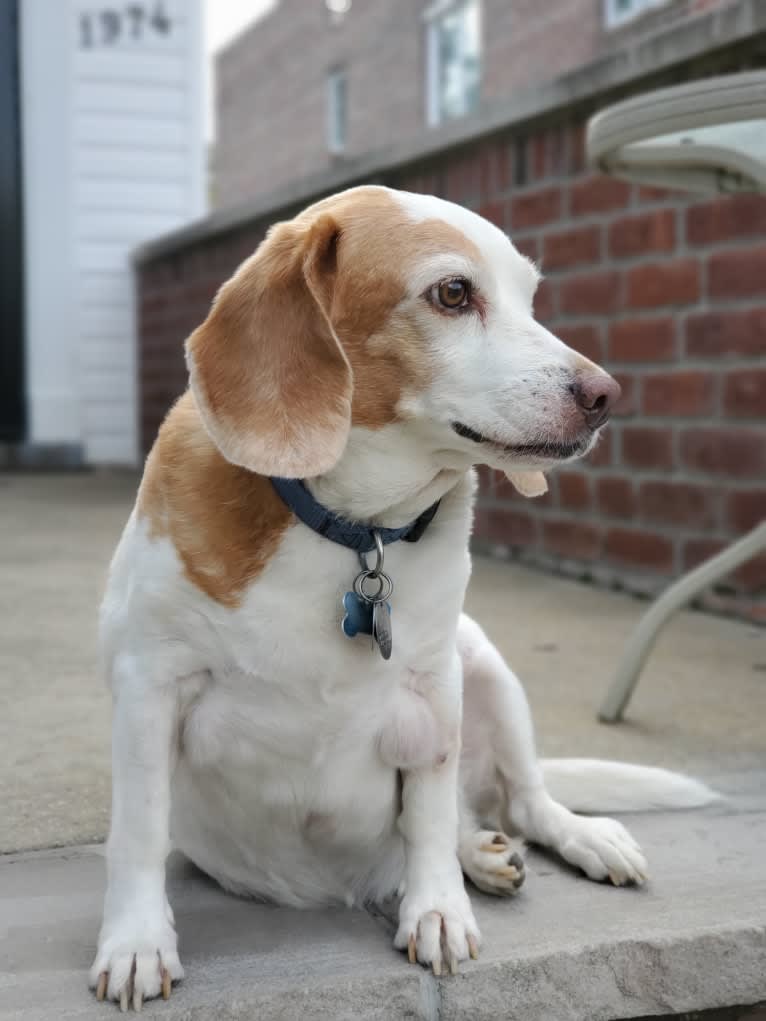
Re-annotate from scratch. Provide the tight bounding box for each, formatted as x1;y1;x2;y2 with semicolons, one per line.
540;759;718;813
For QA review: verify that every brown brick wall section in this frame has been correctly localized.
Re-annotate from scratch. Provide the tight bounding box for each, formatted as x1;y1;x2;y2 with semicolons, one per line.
140;117;766;624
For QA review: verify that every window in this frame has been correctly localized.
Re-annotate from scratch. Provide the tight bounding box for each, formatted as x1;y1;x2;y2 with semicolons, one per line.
425;0;481;128
604;0;669;29
327;67;347;154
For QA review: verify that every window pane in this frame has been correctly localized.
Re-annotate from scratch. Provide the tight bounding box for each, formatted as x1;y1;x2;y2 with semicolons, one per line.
327;69;347;152
436;1;481;123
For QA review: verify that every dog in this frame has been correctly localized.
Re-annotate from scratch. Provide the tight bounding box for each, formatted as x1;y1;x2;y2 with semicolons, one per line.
91;186;714;1009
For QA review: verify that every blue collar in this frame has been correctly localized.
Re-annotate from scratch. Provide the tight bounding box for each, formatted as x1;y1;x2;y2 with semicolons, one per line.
270;477;440;554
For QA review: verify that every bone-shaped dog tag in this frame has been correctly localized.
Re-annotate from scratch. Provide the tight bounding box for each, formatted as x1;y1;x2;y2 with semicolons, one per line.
372;600;393;660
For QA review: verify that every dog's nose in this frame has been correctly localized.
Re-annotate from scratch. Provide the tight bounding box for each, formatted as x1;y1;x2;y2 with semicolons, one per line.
571;373;621;430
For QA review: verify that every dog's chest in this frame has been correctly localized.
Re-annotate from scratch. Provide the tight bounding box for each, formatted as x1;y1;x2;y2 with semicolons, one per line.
180;496;472;778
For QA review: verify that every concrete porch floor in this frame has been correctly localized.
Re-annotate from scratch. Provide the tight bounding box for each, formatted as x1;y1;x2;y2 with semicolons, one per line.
0;471;765;1019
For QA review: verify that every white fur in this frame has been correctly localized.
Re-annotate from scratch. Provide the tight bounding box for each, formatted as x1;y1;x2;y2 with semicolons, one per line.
540;760;717;814
92;188;715;1005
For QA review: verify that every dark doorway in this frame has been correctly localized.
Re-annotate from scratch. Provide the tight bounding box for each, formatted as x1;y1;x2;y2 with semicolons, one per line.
0;0;25;442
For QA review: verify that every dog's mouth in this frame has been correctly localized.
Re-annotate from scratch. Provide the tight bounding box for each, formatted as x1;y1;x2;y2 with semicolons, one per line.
451;421;586;460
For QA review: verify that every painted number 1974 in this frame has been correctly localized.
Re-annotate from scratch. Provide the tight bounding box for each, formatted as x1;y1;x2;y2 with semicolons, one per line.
79;3;172;48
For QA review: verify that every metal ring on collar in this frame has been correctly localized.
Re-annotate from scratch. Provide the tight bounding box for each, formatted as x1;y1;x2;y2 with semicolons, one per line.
368;530;385;577
354;569;393;604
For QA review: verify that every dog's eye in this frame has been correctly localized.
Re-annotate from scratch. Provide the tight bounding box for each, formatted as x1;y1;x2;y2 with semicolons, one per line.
432;278;471;311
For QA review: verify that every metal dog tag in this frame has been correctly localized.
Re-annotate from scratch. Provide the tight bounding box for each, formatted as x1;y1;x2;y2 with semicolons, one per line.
372;600;393;660
341;531;395;660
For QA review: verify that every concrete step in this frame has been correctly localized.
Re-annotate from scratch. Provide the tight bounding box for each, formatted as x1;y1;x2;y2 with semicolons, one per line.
2;775;765;1020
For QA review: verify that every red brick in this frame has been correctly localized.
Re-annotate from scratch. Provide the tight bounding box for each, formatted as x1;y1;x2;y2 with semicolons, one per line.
613;372;638;416
680;428;766;478
444;156;479;202
514;235;539;262
568;122;587;174
534;278;556;321
608;210;676;258
683;539;766;594
483;508;538;546
685;308;766;358
723;369;766;419
542;519;602;560
478;201;507;229
476;465;494;496
609;317;676;362
542;226;600;270
622;427;674;470
587;428;613;466
709;246;766;298
727;490;766;533
557;324;603;363
732;554;766;594
682;538;723;573
597;477;636;518
548;126;567;177
472;506;489;537
559;271;621;315
626;260;700;308
635;184;677;202
490;141;512;193
570;176;631;216
510;186;562;229
686;195;766;245
643;371;715;416
479;141;509;199
639;481;718;529
605;528;674;572
531;134;547;179
557;472;591;510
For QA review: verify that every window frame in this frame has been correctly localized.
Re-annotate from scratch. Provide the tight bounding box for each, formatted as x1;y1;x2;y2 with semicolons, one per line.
424;0;481;128
603;0;669;30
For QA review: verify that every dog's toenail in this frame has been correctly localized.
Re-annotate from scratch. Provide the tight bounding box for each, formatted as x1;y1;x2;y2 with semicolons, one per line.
510;853;523;868
492;834;505;845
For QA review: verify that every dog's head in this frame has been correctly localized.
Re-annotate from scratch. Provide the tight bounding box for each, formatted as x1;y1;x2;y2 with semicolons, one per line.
187;186;619;496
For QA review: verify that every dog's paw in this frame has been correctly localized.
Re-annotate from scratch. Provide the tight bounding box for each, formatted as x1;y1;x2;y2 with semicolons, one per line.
394;883;481;975
558;815;648;886
460;829;526;896
89;913;183;1011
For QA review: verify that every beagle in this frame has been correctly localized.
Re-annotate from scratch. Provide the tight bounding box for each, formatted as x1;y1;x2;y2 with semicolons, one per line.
91;186;713;1009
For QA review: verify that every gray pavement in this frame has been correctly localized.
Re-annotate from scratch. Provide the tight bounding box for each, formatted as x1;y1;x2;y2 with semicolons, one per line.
1;472;765;1019
2;780;765;1020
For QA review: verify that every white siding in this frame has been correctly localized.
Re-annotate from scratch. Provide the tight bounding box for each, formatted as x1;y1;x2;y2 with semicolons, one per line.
21;0;204;465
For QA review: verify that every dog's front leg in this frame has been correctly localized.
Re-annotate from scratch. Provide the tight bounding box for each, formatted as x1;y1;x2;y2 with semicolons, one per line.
394;653;480;975
89;657;184;1010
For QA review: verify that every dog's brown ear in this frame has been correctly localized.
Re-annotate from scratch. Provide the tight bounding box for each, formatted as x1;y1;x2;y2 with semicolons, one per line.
505;471;548;497
186;212;352;477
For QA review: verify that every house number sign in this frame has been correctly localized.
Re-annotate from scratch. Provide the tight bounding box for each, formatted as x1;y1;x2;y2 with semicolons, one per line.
79;3;173;48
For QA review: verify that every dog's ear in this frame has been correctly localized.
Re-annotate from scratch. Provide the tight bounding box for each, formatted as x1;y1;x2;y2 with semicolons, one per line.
186;212;352;477
505;471;548;498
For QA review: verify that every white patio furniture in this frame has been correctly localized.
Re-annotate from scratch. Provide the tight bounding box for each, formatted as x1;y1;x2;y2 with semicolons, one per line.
585;71;766;722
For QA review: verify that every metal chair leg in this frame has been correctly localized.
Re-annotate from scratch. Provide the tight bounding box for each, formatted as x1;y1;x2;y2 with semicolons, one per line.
598;520;766;723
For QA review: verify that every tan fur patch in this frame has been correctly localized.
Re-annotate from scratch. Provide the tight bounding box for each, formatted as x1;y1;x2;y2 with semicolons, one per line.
307;188;484;429
187;213;354;479
138;391;293;607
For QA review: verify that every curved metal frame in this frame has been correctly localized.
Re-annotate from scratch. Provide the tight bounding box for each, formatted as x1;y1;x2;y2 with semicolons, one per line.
598;522;766;723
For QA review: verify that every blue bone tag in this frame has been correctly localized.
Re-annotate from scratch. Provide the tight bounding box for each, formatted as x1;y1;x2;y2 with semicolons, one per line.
342;590;374;638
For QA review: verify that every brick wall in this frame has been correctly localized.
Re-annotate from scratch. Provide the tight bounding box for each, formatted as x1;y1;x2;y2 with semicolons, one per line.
139;117;766;624
214;0;734;208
